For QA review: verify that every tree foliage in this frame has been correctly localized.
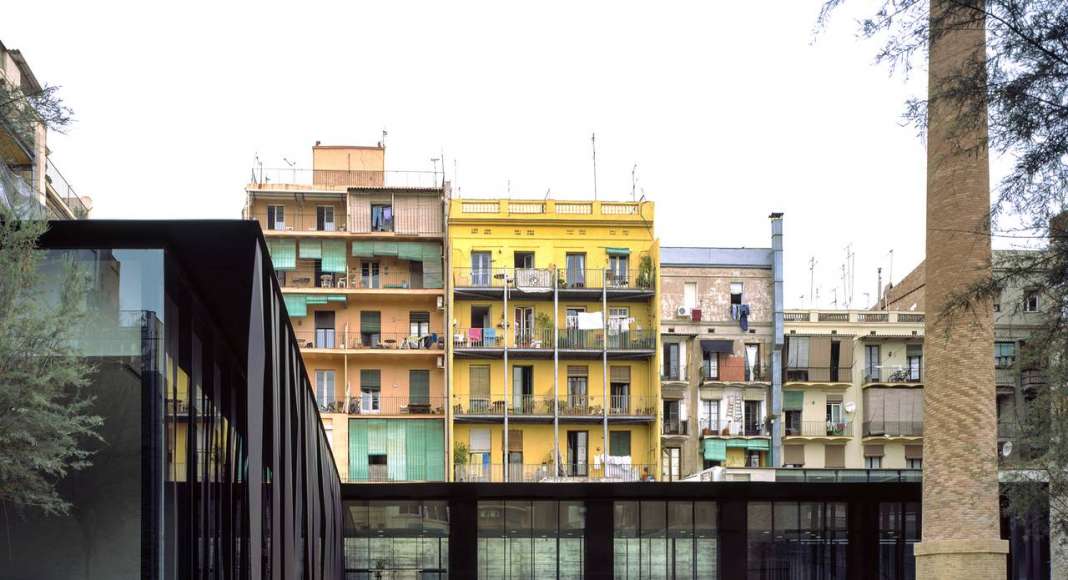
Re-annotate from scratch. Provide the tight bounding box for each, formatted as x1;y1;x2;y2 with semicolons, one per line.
0;207;100;515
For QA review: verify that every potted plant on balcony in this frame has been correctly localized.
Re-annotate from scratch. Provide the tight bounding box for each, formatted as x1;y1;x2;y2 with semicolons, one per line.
636;255;653;289
453;442;469;481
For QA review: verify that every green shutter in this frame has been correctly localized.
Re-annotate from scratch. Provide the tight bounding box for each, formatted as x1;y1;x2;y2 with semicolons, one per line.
703;439;727;461
306;296;328;305
352;240;375;257
326;295;347;303
283;295;307;318
606;247;631;256
405;421;427;481
422;242;442;260
409;370;430;405
609;431;631;456
784;391;804;411
268;239;296;270
747;439;770;450
398;242;423;261
388;420;406;482
360;369;381;389
349;420;369;481
422;259;443;289
426;421;445;481
321;240;347;273
299;239;322;259
367;419;387;454
361;311;382;334
374;241;399;256
726;438;749;448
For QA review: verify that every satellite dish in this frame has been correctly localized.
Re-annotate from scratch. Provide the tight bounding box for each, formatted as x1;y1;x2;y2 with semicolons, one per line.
1002;441;1014;458
844;401;856;414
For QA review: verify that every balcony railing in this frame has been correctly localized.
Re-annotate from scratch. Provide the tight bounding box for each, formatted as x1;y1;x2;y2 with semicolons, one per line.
44;158;89;218
701;365;769;382
863;365;921;384
698;419;770;437
452;328;654;351
453;463;657;483
662;418;689;436
783;366;853;383
453;267;655;291
280;267;440;290
784;420;853;437
294;330;444;351
318;395;445;416
251;167;441;189
452;395;656;418
862;421;924;437
252;208;443;236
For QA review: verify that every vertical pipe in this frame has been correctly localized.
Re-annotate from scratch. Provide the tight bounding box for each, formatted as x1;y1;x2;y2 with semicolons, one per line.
553;268;560;477
602;269;609;477
503;270;509;482
770;213;784;467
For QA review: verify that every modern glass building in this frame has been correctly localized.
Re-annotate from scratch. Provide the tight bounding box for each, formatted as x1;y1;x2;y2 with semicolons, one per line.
6;220;342;580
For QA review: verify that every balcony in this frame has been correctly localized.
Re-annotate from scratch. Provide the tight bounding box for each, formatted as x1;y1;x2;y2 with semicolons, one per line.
701;364;770;384
294;330;445;352
44;157;89;219
250;167;441;190
452;328;655;358
452;267;655;300
451;395;656;420
784;420;853;438
279;265;442;291
252;206;443;237
453;462;657;483
318;395;446;416
862;421;924;437
783;366;853;384
662;418;689;436
697;419;770;438
863;365;922;385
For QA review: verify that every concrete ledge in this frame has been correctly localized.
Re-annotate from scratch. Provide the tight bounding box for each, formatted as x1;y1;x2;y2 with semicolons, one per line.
914;539;1009;556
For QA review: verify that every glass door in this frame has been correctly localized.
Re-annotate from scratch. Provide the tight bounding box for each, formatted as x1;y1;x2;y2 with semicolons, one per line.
565;253;586;288
472;252;492;287
567;431;588;477
514;307;534;347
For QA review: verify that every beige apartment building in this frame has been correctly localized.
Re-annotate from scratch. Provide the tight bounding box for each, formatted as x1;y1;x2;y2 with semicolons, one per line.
245;143;449;482
0;41;89;219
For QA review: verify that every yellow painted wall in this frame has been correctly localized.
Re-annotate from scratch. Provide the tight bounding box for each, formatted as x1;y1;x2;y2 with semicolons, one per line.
303;352;446;405
452;422;657;471
452;359;655;408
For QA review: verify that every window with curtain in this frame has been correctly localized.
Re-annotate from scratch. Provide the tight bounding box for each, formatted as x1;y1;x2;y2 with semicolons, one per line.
609;431;631;457
267;205;285;230
663;342;680;380
361;311;381;347
371;204;393;232
995;342;1016;368
361;369;381;412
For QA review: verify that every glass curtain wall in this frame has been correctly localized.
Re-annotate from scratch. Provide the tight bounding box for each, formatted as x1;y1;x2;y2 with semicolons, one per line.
746;501;848;580
478;500;586;579
613;501;719;579
343;500;449;579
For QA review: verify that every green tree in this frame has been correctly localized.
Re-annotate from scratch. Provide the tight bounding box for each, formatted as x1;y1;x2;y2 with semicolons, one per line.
0;210;100;515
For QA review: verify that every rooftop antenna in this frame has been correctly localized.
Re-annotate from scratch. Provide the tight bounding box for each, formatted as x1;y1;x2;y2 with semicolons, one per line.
877;267;883;308
591;132;598;200
283;157;296;182
431;157;441;187
888;249;894;285
544;188;551;201
808;257;817;308
631;163;638;201
380;129;388;149
254;153;263;182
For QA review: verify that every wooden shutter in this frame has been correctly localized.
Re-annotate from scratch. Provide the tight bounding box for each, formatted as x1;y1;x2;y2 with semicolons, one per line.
508;429;523;452
609;431;632;456
863;444;885;457
470;428;491;453
360;369;381;390
470;366;490;400
610;366;631;383
409;370;430;405
784;445;805;466
360;311;381;334
567;365;588;377
824;445;845;468
905;445;924;459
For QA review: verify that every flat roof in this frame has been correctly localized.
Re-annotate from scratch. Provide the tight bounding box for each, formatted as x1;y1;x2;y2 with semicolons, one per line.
661;246;773;268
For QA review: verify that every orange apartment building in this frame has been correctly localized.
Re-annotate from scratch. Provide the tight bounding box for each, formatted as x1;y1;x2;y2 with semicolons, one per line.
244;144;449;481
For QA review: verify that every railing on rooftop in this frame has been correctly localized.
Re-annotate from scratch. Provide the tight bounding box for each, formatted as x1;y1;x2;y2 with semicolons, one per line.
251;167;442;189
457;199;645;217
251;207;443;236
784;311;926;324
44;158;89;218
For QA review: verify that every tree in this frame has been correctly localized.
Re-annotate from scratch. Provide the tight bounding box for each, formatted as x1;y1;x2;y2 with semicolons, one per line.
819;0;1068;535
0;209;100;515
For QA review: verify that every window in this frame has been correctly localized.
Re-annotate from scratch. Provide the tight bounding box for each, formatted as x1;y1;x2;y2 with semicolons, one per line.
683;282;698;310
744;400;763;436
699;399;719;433
907;344;922;381
744;343;760;381
608;254;629;287
609;431;631;457
478;501;585;579
316;205;335;231
663;400;682;435
614;501;719;579
371;203;393;232
826;400;845;435
865;344;881;383
315;369;335;410
314;311;335;348
663;342;681;380
784;410;802;436
906;458;922;470
1024;289;1039;312
610;367;631;414
730;282;743;305
360;311;381;347
471;251;492;287
783;445;805;467
865;456;883;469
360;369;381;412
267;205;285;230
469;365;491;413
409;370;430;407
995;342;1017;368
511;366;534;413
661;448;681;481
703;350;719;380
565;253;586;288
410;311;430;337
747;502;847;579
566;366;588;412
513;251;534;269
360;261;380;289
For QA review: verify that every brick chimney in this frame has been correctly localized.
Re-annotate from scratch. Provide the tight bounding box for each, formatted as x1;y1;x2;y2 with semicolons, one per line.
914;1;1009;577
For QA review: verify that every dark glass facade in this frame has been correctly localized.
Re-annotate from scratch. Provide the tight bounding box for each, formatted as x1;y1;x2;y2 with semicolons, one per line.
5;221;344;580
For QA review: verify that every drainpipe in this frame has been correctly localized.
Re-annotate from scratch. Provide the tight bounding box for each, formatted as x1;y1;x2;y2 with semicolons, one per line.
770;213;785;467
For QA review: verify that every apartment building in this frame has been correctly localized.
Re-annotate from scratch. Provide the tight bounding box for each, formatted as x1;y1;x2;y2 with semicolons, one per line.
448;198;660;481
0;41;90;218
780;309;926;470
658;215;784;479
246;144;448;482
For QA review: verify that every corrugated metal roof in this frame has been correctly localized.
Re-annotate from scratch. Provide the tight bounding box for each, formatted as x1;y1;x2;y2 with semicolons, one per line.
661;246;773;268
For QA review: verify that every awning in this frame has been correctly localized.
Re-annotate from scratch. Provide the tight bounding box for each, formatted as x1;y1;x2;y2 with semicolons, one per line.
783;391;804;411
283;295;307;318
321;240;347;273
352;240;375;258
268;239;296;271
703;439;726;461
726;438;749;448
606;247;631;256
701;339;734;354
398;242;423;261
299;239;322;260
747;439;770;450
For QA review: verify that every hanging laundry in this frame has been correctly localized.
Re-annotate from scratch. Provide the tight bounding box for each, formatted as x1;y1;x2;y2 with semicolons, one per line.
577;311;603;330
739;304;751;331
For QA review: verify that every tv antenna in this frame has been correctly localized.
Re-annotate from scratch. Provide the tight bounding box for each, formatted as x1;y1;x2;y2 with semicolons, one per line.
591;132;598;200
631;163;638;201
808;257;817;307
283;157;296;182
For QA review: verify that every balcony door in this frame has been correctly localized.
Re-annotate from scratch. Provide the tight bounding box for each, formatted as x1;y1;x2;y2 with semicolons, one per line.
567;431;588;477
316;205;335;232
865;345;881;382
565;253;586;288
472;252;492;287
314;311;335;348
607;254;629;287
514;307;534;347
267;204;285;230
514;251;534;269
512;366;533;413
743;400;762;436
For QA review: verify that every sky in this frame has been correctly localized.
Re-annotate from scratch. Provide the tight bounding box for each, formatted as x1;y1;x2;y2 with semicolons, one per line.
4;0;977;308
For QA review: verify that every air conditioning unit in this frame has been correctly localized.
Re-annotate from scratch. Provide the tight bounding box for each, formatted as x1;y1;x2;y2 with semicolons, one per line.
436;296;445;310
676;306;690;318
437;356;445;369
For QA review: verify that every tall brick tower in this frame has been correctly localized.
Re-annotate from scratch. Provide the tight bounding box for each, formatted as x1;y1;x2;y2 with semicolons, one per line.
914;1;1009;577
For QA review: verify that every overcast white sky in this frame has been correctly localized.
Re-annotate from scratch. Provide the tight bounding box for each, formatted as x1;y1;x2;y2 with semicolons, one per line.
6;0;995;308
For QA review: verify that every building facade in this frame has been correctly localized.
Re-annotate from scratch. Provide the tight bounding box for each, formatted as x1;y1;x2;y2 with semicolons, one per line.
658;218;784;479
0;41;90;219
246;144;449;482
447;198;661;481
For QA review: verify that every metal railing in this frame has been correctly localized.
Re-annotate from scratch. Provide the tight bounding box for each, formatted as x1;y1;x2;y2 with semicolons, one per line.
452;328;654;351
452;463;658;483
662;418;689;436
329;395;446;416
280;266;439;290
251;208;444;236
863;365;922;384
452;267;655;291
251;167;441;189
294;330;444;351
609;395;657;416
783;366;853;383
451;395;656;418
45;158;89;218
452;328;506;348
862;421;924;437
701;364;769;382
699;419;771;437
784;420;853;437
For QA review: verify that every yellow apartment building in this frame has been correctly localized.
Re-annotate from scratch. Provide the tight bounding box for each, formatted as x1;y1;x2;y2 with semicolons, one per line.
447;198;661;481
781;309;925;470
245;144;449;482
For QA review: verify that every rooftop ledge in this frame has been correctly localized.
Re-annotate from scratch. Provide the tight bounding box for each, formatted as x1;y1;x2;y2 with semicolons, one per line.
450;199;654;221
